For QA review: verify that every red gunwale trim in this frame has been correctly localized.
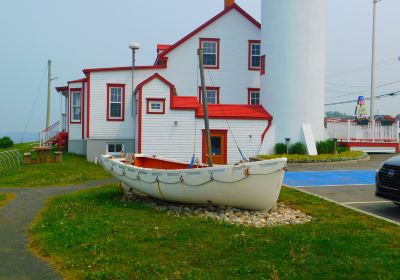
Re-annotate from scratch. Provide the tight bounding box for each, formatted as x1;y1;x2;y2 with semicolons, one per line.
260;55;266;76
69;88;82;124
202;129;228;164
106;83;126;122
199;38;220;69
158;3;260;60
146;98;166;114
247;88;260;105
248;40;261;71
198;86;220;104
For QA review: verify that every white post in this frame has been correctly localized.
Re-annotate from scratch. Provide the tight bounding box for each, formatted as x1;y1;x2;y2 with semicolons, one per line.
347;120;351;142
372;120;376;142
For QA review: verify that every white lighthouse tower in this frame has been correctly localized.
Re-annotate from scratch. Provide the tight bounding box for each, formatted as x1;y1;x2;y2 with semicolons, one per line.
260;0;327;154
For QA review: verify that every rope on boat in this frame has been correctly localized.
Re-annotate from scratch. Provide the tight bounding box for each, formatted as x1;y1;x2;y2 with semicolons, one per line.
116;165;284;187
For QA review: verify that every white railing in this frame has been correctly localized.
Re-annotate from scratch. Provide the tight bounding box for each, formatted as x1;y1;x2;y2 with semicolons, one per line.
327;119;399;143
39;121;60;147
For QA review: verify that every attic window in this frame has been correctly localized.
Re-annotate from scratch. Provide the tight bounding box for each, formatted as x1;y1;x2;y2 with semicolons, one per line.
200;38;220;69
249;40;261;70
147;98;166;114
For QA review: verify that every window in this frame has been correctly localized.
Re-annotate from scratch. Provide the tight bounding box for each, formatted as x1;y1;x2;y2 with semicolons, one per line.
107;84;125;121
248;88;260;105
248;40;261;70
70;90;81;123
198;87;220;104
107;143;124;155
200;38;220;69
146;98;166;114
260;55;266;75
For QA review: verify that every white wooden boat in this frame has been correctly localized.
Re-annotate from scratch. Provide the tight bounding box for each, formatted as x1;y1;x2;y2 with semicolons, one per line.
101;154;287;210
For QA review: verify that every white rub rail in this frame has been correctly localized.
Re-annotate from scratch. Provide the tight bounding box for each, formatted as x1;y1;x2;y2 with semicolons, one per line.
39;121;60;147
327;119;400;143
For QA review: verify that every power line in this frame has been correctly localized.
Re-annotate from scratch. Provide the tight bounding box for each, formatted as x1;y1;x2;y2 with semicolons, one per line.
326;82;369;88
325;90;400;106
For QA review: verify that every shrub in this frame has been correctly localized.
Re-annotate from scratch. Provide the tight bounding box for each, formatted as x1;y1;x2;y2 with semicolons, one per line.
0;136;13;148
274;143;288;154
337;145;350;153
289;142;307;155
316;139;335;154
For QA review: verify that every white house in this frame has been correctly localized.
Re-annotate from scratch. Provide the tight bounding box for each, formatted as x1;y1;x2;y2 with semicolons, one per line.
54;1;272;163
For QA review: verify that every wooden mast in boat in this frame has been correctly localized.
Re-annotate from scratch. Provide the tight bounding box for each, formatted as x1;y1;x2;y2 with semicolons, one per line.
197;48;213;167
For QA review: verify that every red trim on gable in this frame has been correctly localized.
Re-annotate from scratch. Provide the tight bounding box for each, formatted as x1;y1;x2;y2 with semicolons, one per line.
199;38;220;69
86;72;91;138
198;86;220;104
158;4;260;59
83;65;167;74
260;55;266;76
69;88;82;124
135;73;175;91
157;44;171;55
146;98;166;114
248;40;261;71
247;88;260;105
68;78;87;84
106;84;126;122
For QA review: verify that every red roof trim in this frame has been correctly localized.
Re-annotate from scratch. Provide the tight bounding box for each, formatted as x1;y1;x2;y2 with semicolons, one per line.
196;104;272;120
135;73;175;91
158;4;260;59
55;86;68;92
83;65;167;74
68;78;87;84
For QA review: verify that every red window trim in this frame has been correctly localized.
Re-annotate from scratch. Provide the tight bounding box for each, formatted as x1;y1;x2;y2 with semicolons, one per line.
69;88;82;124
146;98;166;114
247;88;260;105
201;129;228;164
199;38;220;69
248;40;261;71
106;83;125;122
260;55;266;75
198;86;220;104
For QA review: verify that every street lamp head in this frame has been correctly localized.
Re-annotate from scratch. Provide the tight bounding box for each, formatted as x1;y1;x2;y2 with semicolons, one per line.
129;42;141;50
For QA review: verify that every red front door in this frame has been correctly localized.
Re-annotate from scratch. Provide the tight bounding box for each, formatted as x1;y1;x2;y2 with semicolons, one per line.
202;130;227;165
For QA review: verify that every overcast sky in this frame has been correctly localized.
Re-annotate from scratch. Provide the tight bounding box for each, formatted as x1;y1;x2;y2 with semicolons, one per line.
0;0;399;134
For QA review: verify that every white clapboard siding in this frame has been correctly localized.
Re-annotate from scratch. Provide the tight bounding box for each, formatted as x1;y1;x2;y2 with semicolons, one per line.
140;78;268;164
87;8;260;140
68;81;83;140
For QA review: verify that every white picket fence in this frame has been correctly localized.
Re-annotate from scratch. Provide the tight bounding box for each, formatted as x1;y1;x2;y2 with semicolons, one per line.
326;119;399;143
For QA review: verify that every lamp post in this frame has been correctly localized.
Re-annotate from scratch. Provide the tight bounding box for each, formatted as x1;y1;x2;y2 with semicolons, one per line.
129;42;140;116
369;0;382;122
285;138;291;154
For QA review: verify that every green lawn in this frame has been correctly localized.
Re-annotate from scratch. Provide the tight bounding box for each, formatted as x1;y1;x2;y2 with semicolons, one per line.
30;185;400;279
0;142;110;188
0;193;15;207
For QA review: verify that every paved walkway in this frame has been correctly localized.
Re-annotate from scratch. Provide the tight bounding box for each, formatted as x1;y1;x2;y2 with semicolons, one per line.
0;178;115;280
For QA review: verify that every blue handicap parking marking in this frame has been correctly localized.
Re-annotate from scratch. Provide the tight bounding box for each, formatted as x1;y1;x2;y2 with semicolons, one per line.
284;170;376;187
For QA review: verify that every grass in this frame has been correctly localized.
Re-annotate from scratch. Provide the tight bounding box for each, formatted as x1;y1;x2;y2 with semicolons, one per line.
0;193;16;207
0;142;110;188
258;151;367;163
30;184;400;279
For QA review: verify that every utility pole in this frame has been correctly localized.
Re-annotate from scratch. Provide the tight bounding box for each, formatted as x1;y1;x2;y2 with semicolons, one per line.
370;0;382;121
198;48;213;167
46;60;52;128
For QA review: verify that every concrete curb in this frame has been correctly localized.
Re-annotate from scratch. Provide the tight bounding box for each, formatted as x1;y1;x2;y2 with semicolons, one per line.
287;154;370;166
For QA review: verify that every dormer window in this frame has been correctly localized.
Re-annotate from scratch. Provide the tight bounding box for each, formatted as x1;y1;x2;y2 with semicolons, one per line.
248;40;261;70
200;38;220;69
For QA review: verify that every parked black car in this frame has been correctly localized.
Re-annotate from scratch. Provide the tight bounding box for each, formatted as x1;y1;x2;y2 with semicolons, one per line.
376;155;400;205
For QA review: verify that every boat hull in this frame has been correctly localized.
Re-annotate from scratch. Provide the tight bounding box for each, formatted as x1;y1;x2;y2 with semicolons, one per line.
101;155;287;210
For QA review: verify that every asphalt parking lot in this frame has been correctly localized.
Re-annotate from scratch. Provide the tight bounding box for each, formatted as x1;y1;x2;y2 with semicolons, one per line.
285;154;400;225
